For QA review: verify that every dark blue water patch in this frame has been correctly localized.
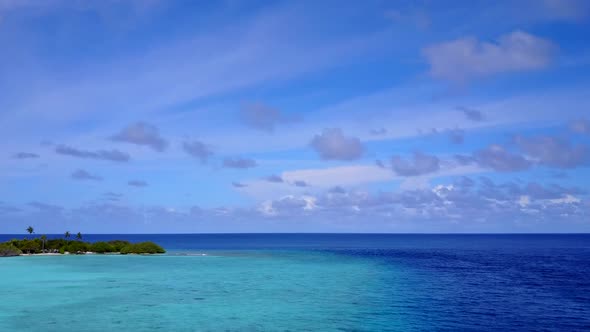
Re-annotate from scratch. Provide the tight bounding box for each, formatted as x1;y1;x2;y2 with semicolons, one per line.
328;247;590;331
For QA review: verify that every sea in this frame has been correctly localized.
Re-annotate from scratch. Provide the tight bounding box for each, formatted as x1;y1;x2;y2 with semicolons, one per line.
0;234;589;331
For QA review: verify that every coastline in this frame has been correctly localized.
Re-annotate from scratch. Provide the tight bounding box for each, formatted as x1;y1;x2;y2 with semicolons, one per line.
17;252;168;256
1;238;166;257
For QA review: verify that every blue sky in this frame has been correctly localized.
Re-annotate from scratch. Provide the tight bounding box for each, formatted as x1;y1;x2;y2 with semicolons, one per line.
1;0;589;233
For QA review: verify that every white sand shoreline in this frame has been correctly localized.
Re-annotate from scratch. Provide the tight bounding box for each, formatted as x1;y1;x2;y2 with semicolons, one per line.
17;252;172;256
19;251;106;256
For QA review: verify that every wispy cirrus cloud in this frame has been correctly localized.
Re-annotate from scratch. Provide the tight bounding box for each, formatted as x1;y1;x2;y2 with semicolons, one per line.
282;165;393;188
238;157;488;202
0;2;383;139
13;152;40;159
55;144;130;162
0;202;20;214
28;201;64;213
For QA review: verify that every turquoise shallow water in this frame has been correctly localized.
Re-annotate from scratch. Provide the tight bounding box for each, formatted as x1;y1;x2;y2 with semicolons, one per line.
1;234;590;331
0;251;406;331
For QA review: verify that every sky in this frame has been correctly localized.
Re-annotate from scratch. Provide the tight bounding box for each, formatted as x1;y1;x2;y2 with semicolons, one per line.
1;0;589;234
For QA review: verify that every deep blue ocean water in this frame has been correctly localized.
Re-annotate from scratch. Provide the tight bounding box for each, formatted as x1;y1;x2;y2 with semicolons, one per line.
1;234;589;331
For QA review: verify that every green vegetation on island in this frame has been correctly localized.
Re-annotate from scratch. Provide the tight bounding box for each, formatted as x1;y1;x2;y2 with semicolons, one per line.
0;226;165;256
0;243;22;257
120;242;166;254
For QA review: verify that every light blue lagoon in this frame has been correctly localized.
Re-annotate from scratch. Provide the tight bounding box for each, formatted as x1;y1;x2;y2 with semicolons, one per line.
0;251;402;331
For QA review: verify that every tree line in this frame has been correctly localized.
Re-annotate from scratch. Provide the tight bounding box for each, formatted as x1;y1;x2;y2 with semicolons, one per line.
0;226;165;256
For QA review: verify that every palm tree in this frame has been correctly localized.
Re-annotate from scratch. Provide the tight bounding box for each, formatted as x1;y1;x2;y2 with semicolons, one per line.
40;235;47;253
76;232;82;241
64;231;71;239
26;226;34;239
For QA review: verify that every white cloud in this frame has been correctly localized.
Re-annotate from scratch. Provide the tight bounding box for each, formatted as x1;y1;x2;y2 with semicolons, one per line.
310;128;364;161
234;164;392;201
549;194;581;204
182;140;214;163
391;152;440;176
251;177;589;232
258;194;317;216
238;161;486;200
423;31;555;82
518;195;531;207
111;122;168;152
283;165;392;188
515;135;590;169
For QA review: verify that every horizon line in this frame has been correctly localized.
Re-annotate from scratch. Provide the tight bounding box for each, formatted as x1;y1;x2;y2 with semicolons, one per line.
2;232;589;235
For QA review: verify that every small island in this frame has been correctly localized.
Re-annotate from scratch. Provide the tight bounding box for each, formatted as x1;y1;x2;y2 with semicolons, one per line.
0;226;165;257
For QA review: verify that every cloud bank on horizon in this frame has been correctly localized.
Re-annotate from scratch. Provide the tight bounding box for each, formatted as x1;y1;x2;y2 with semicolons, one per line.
0;0;589;233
